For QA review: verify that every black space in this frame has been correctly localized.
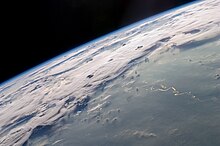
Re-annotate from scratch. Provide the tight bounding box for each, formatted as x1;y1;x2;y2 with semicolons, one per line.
1;0;195;84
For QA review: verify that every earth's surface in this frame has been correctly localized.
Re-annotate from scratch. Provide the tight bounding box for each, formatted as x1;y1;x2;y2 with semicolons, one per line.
1;0;220;146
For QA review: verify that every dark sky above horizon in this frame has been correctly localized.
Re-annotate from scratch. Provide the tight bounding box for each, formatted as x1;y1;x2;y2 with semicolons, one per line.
1;0;195;83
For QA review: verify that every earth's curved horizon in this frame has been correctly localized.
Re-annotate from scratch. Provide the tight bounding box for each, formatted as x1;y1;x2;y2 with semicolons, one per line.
1;0;220;145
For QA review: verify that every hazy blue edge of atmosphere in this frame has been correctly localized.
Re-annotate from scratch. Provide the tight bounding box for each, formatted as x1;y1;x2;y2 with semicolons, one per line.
0;0;200;87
